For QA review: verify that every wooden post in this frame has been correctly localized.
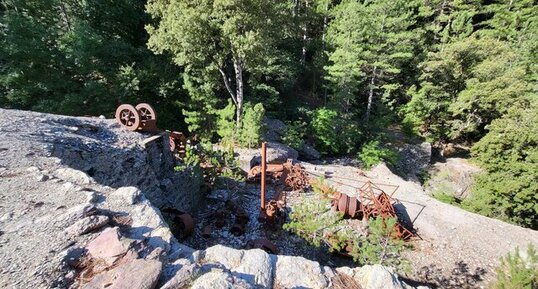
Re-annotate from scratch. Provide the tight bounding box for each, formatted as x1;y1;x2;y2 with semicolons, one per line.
261;142;267;210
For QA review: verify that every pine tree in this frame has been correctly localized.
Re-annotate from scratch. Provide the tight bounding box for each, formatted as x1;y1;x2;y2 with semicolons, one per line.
325;0;423;123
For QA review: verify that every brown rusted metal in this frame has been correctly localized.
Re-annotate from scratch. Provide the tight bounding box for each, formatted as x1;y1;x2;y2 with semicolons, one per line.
357;181;413;240
169;131;187;158
333;193;360;218
245;238;279;254
261;142;267;211
115;103;158;132
282;160;309;191
135;103;158;131
248;159;309;191
115;104;140;131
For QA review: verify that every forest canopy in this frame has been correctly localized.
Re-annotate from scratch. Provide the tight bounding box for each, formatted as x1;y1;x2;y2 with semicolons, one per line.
1;0;536;228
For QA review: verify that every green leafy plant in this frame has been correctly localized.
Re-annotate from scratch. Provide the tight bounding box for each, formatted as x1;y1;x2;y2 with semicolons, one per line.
463;103;538;229
216;100;237;153
350;217;410;272
238;103;265;149
284;197;409;271
311;108;361;155
282;121;307;150
311;108;340;154
283;198;343;247
358;140;399;169
491;245;538;289
310;177;339;198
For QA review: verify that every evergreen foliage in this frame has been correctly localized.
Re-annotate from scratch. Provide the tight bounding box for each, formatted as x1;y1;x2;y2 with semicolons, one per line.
492;245;538;289
358;140;399;169
284;197;408;270
238;103;265;149
463;102;538;229
1;0;537;229
281;121;307;150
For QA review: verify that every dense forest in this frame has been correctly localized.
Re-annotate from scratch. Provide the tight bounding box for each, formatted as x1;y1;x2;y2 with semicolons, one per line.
1;0;536;229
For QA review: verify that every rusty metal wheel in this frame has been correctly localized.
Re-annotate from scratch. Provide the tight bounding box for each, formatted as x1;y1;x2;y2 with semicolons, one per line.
135;103;157;121
115;104;140;131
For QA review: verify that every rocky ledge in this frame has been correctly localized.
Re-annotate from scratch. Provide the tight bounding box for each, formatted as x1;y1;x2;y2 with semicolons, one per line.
0;109;425;289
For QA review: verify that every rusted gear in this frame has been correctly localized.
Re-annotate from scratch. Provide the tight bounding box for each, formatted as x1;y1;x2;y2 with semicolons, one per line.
169;131;187;158
115;104;140;131
265;200;279;218
135;103;157;131
135;103;156;121
284;164;309;191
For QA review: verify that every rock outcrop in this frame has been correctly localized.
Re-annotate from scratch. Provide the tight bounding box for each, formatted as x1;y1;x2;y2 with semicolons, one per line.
0;109;421;289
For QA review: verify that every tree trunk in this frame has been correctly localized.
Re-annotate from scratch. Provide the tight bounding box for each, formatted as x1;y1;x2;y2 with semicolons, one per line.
322;14;328;104
218;66;238;107
233;58;244;125
366;66;377;125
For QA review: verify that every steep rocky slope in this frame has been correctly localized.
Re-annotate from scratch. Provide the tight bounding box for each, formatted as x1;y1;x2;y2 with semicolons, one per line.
0;109;422;289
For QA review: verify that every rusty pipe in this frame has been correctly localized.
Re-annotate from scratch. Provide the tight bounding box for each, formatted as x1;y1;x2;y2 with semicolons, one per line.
261;142;267;210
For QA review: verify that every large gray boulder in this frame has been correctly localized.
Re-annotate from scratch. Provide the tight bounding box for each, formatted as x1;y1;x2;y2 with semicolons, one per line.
204;245;273;288
394;142;432;180
425;158;482;199
273;255;328;289
263;117;287;142
337;265;422;289
298;143;321;161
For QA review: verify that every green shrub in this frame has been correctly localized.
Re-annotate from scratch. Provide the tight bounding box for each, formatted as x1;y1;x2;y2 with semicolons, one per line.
464;103;538;229
215;101;265;150
310;177;339;198
358;140;399;169
281;121;307;150
432;191;461;205
238;103;265;149
311;108;361;155
491;245;538;289
216;100;237;153
174;143;244;190
351;217;410;272
284;197;408;271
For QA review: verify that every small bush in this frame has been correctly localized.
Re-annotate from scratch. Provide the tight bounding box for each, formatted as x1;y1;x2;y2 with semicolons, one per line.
310;177;339;198
433;191;461;205
284;197;408;271
281;121;307;150
491;244;538;289
238;103;265;149
216;100;237;153
283;198;343;247
174;143;244;190
358;140;399;169
311;108;361;155
351;217;410;272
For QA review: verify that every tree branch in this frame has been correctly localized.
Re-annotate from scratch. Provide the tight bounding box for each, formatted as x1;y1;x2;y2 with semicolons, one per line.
218;66;238;106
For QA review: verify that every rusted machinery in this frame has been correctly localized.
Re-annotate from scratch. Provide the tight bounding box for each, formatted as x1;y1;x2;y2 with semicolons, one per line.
357;181;414;240
328;180;413;240
332;193;360;218
115;103;157;132
169;131;187;158
248;159;309;191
